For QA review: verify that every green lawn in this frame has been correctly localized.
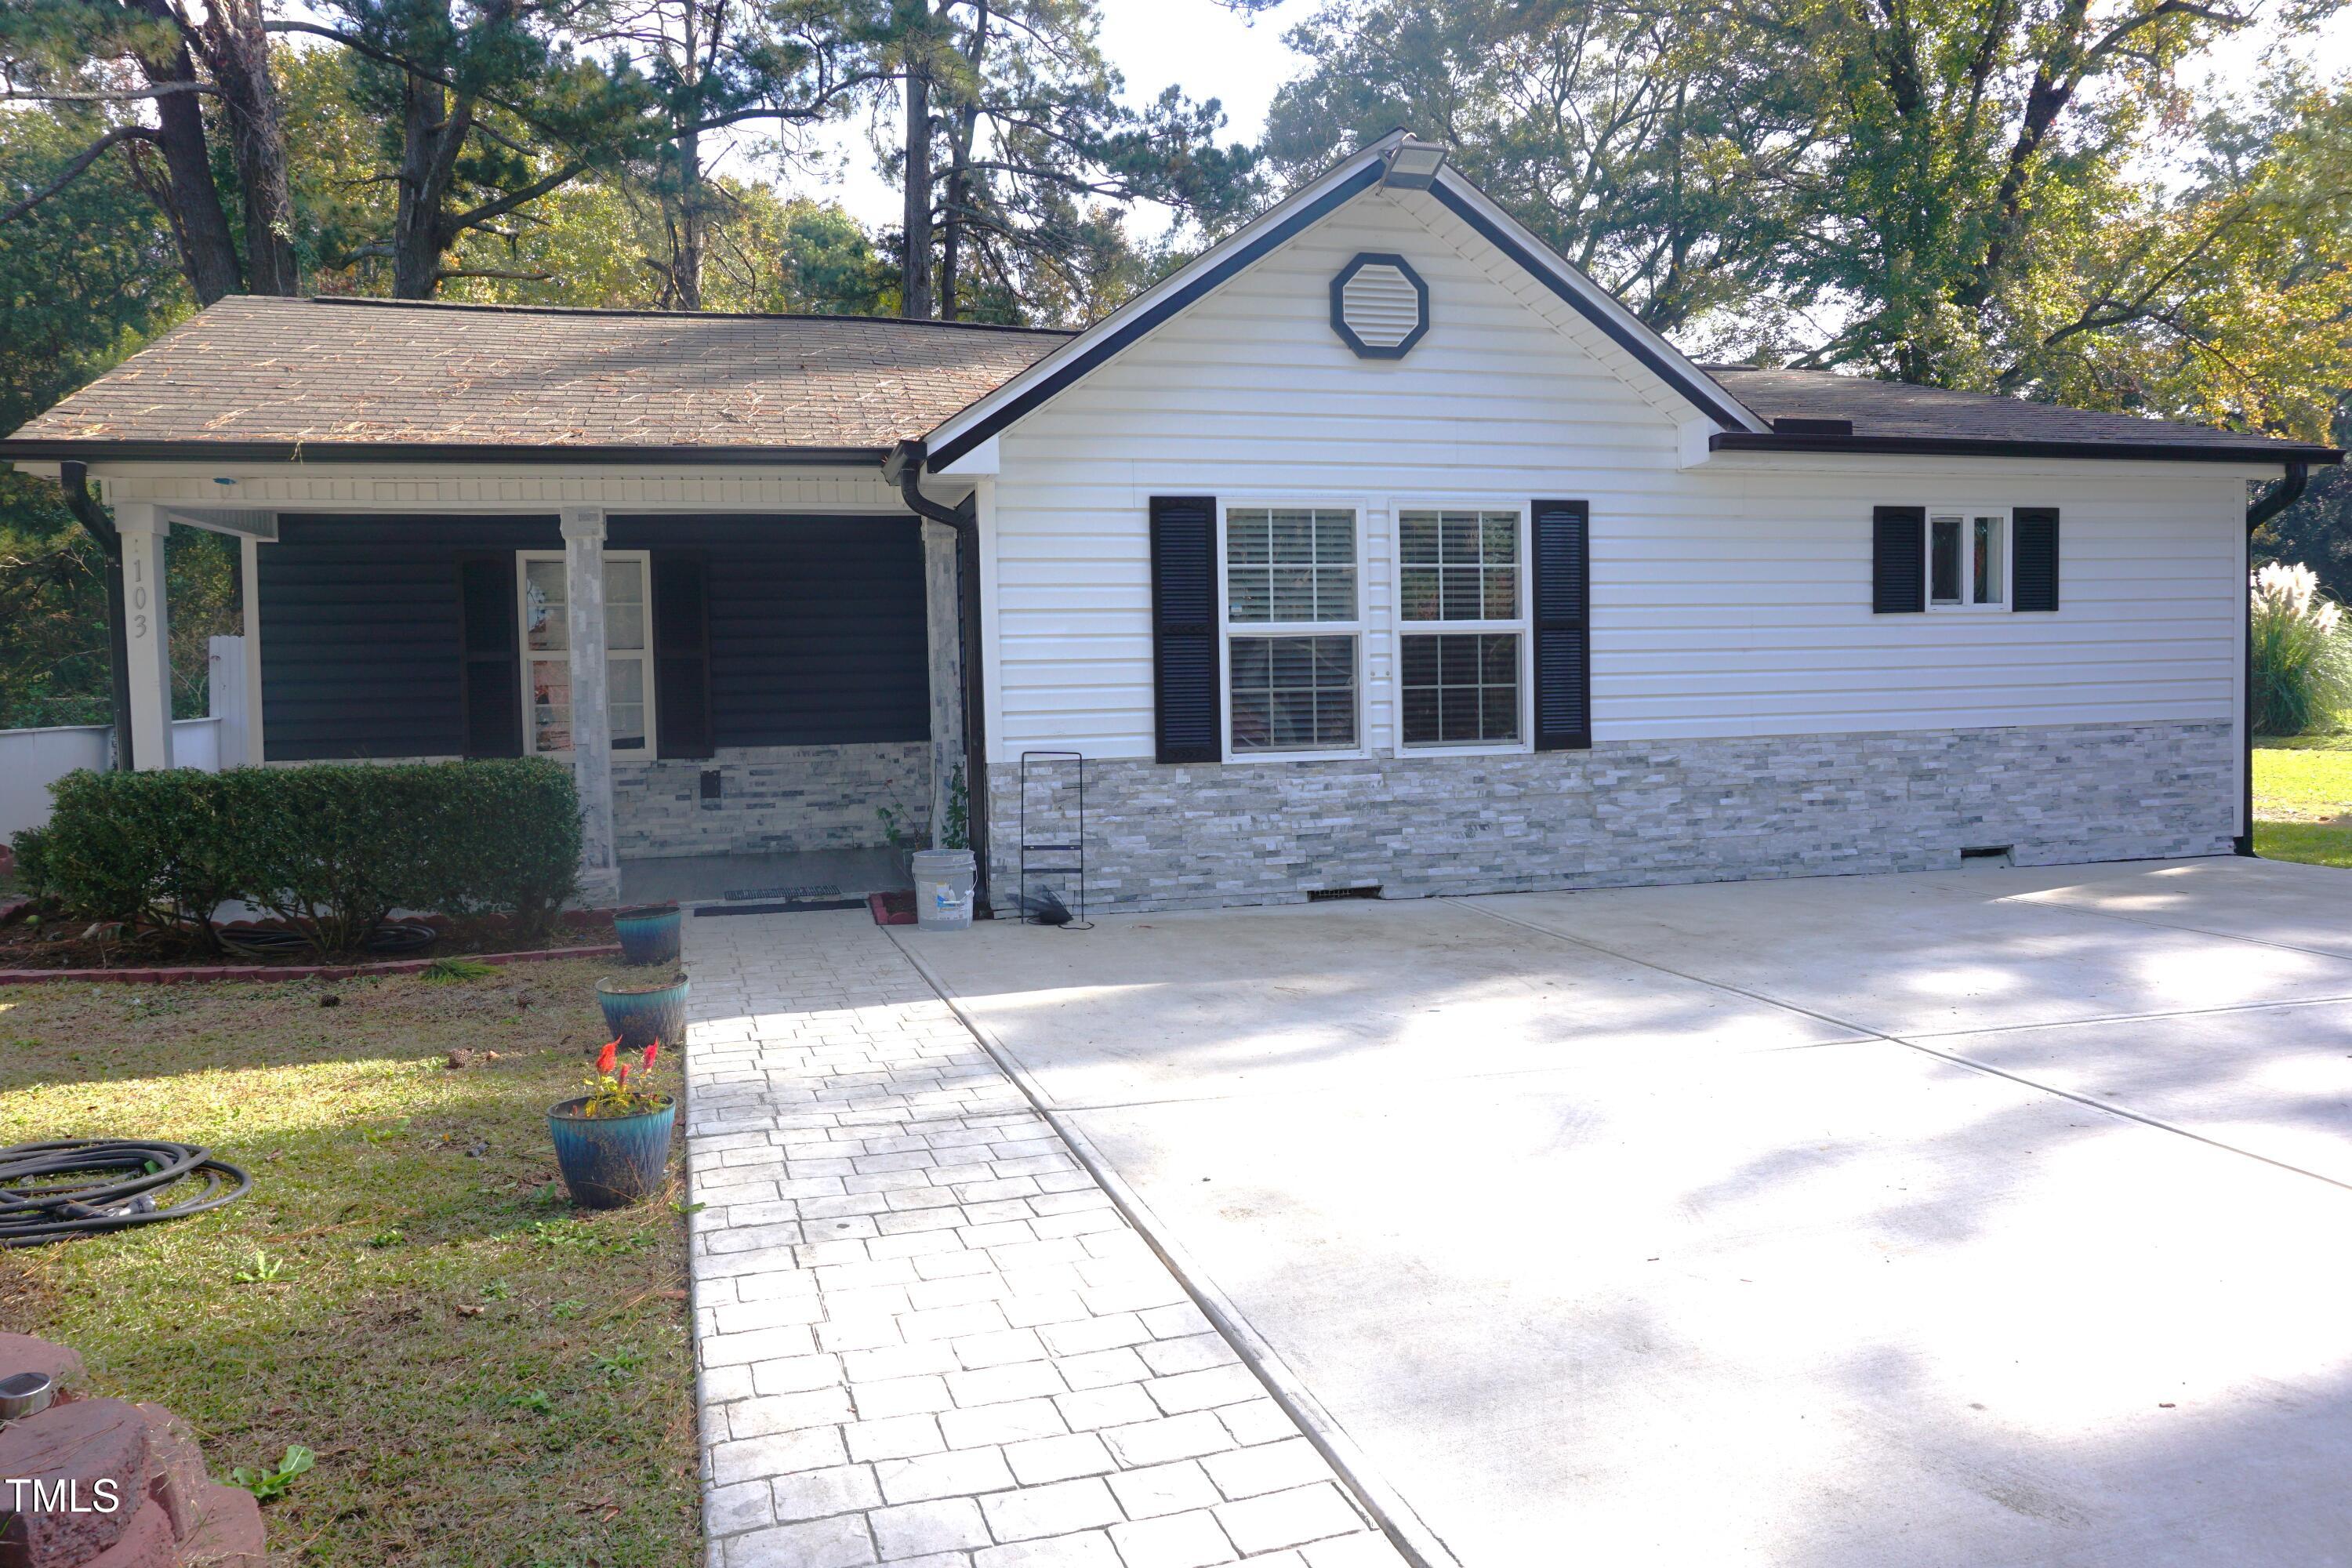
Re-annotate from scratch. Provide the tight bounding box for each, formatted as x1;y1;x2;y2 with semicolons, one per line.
2254;735;2352;869
0;959;699;1568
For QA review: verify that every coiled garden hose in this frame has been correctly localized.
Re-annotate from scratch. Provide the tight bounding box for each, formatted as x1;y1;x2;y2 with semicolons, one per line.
0;1139;251;1247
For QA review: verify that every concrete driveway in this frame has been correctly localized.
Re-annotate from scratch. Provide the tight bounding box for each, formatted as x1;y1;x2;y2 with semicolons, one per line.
897;858;2352;1568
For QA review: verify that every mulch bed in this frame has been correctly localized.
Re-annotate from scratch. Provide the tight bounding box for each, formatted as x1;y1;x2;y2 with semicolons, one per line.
0;905;623;984
868;890;916;926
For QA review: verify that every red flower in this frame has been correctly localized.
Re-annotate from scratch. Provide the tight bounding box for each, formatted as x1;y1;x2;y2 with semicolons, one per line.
641;1040;659;1073
596;1039;618;1076
615;1062;630;1087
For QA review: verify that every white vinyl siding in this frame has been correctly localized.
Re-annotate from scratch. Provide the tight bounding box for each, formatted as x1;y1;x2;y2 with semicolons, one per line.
983;192;2246;760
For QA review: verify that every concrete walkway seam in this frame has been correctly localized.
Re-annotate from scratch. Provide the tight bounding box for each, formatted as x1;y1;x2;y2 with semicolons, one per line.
887;927;1468;1568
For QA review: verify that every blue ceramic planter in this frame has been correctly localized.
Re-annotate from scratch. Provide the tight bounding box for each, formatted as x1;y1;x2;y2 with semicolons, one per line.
597;971;689;1054
613;902;682;967
548;1095;677;1209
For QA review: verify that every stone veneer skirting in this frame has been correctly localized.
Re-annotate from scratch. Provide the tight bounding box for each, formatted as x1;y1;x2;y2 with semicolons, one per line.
615;742;929;860
985;720;2237;913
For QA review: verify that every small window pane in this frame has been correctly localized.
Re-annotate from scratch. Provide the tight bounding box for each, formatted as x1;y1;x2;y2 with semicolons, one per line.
608;602;646;652
1973;515;2004;604
1229;634;1356;753
1399;510;1518;622
606;557;644;604
524;561;567;652
1401;633;1519;746
1929;517;1962;605
530;656;572;752
1228;507;1356;623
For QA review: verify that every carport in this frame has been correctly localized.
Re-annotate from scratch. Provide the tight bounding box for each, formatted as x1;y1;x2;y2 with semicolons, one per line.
897;858;2352;1566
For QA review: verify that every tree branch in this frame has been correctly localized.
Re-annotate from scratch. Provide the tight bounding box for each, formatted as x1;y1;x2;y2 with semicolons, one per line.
446;161;590;234
1;125;159;227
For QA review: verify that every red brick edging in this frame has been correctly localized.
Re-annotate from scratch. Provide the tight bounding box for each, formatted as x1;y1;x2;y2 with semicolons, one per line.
0;943;623;987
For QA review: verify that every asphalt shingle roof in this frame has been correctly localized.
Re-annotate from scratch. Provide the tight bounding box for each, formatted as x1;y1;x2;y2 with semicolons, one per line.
1708;365;2332;459
1;294;2329;465
5;296;1073;455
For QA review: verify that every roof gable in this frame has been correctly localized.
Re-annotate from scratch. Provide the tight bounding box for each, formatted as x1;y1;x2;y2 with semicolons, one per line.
920;133;1768;470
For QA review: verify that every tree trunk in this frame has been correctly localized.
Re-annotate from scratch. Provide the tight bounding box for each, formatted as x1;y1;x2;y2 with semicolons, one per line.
939;155;963;321
127;17;240;304
201;0;300;295
938;3;988;321
902;62;933;318
392;72;464;298
675;125;705;310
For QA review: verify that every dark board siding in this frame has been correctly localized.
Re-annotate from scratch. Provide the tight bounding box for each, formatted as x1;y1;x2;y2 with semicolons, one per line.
608;515;929;747
260;516;558;760
260;512;928;760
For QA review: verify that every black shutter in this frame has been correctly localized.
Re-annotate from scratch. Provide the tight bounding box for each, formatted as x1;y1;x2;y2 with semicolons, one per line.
2013;507;2060;612
652;550;714;758
1531;499;1591;752
456;554;522;757
1150;495;1220;763
1873;506;1926;613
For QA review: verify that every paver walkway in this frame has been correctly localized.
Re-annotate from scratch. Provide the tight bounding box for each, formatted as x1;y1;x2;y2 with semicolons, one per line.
682;908;1405;1568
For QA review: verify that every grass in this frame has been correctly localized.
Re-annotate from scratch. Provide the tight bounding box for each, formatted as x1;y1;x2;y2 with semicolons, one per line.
0;958;699;1568
2253;733;2352;869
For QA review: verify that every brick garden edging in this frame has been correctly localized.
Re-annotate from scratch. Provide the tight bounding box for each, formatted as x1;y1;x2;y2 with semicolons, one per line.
0;1332;265;1568
0;943;622;987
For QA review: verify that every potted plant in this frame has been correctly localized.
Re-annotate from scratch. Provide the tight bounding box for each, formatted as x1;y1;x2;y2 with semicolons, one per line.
548;1039;675;1209
612;901;681;966
596;970;688;1054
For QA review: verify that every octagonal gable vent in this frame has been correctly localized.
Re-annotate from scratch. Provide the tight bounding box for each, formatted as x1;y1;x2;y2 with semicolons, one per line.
1330;253;1428;359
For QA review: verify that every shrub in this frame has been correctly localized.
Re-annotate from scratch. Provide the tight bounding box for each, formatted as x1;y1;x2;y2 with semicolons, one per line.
9;757;583;954
410;756;582;942
23;769;249;948
2251;561;2352;736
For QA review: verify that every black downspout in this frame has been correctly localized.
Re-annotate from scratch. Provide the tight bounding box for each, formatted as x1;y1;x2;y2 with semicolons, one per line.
60;461;135;771
2239;460;2311;855
886;439;992;913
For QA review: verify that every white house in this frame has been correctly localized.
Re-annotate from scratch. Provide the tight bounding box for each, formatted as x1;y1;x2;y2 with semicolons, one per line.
3;132;2334;913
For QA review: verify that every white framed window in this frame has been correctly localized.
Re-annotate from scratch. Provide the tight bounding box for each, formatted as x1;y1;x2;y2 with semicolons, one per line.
517;550;655;757
1926;510;2007;610
1394;506;1528;750
1219;503;1363;757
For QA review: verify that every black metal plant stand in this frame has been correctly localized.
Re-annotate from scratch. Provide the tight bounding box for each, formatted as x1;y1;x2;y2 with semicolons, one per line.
1018;750;1087;927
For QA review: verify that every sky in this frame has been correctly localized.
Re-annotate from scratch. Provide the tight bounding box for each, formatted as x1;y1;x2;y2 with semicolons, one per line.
791;0;1308;234
781;0;2352;235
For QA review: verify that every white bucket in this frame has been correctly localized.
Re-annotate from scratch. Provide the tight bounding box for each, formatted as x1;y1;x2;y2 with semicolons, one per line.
909;848;977;930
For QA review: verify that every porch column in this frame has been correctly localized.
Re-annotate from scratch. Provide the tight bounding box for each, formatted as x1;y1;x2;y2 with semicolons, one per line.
923;519;965;848
562;508;619;904
239;533;266;765
115;503;174;771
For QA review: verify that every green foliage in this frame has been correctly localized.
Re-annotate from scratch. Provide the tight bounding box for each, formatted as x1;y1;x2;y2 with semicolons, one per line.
423;956;499;983
1264;0;2352;441
228;1444;315;1501
2250;562;2352;737
14;759;583;955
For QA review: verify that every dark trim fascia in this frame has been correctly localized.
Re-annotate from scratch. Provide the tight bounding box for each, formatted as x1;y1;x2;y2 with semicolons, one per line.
1426;183;1757;434
0;440;891;466
927;163;1387;471
1710;431;2345;466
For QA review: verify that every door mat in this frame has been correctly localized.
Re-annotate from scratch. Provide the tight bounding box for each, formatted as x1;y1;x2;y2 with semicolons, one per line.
694;899;865;917
868;891;916;927
723;884;843;902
